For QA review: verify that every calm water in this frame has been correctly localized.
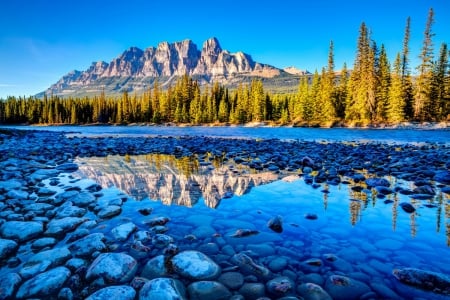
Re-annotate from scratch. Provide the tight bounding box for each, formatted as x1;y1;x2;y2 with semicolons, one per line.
3;125;449;298
73;153;450;299
1;124;449;144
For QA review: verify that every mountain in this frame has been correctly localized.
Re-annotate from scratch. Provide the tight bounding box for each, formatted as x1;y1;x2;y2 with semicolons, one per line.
43;37;300;97
41;38;304;96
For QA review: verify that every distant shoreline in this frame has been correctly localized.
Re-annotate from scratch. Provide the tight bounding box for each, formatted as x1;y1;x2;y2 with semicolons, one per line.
7;120;448;130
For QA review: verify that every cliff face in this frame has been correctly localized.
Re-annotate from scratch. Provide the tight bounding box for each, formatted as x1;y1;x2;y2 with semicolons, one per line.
74;154;280;208
44;37;283;96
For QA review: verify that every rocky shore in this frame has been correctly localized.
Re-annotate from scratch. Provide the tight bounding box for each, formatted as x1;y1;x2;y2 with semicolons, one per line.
0;129;449;299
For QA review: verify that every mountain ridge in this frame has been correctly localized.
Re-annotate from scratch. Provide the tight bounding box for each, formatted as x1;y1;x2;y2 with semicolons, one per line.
43;37;303;97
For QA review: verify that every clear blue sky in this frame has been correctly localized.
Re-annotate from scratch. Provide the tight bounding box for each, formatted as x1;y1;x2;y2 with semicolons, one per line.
1;0;449;99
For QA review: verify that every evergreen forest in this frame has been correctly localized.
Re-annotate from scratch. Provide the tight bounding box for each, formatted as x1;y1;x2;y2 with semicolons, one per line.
1;9;449;126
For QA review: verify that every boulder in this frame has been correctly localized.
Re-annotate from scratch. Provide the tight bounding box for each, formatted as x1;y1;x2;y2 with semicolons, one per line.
86;253;138;285
139;278;186;300
16;266;71;299
171;250;221;280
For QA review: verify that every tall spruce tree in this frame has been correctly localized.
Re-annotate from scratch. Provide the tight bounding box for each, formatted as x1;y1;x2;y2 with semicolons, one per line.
401;17;414;118
346;22;371;122
431;43;449;119
387;53;405;122
375;44;391;121
414;8;435;121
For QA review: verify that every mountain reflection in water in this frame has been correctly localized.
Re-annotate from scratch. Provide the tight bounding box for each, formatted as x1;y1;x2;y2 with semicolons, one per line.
75;154;449;245
75;154;280;208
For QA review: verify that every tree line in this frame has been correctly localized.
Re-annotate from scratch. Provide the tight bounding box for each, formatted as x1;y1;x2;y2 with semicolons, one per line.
0;8;448;126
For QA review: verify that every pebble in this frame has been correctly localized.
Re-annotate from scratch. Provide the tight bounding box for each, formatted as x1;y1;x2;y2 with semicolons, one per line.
218;272;245;290
0;238;18;260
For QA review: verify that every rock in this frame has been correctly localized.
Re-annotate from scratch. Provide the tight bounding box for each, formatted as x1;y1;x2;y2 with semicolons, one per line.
231;253;270;280
65;258;87;272
141;255;170;280
71;191;96;207
188;281;231;300
392;267;450;295
366;177;390;188
374;238;403;250
16;266;71;299
267;215;283;233
229;228;259;238
86;253;138;285
152;234;174;248
6;189;29;200
56;163;79;172
0;238;18;260
111;222;136;241
238;283;266;300
0;272;22;300
69;233;106;258
370;282;400;299
218;272;244;290
297;283;332;300
19;260;52;280
434;171;450;184
45;217;86;237
27;247;72;268
0;221;43;242
139;278;186;300
266;276;294;297
144;216;170;227
268;257;288;272
85;285;136;300
54;202;86;218
171;250;221;280
30;169;60;182
97;205;121;219
247;243;276;256
324;275;370;300
399;202;416;213
57;287;73;300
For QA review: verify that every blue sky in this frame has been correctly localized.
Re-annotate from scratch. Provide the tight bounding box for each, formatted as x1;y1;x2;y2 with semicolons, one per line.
1;0;449;99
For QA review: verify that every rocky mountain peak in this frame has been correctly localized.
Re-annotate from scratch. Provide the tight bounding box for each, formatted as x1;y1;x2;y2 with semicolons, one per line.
44;37;284;96
202;37;222;56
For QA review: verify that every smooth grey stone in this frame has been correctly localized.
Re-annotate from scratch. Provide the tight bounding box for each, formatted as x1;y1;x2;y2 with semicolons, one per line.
85;285;136;300
187;281;231;300
16;266;71;299
69;233;106;258
139;278;186;300
86;253;138;285
171;250;221;280
0;221;43;242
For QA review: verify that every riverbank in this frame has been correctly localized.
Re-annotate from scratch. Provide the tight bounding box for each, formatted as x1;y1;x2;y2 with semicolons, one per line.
0;129;449;299
3;120;449;130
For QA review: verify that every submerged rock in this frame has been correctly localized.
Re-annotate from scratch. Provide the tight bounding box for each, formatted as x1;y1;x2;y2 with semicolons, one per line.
111;222;136;241
229;229;259;238
324;275;370;300
266;276;294;297
231;252;270;280
297;282;332;300
267;215;283;233
393;267;450;295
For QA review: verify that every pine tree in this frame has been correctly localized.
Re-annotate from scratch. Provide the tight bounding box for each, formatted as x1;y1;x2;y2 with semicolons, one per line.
375;44;391;121
431;43;449;120
346;22;371;123
387;53;405;122
414;8;435;121
401;17;414;118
